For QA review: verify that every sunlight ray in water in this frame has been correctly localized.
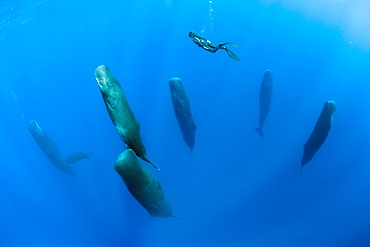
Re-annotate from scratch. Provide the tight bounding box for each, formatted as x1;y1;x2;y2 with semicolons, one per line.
259;0;370;50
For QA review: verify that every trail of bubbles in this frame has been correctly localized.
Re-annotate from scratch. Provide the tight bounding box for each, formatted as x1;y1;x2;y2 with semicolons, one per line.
201;0;214;34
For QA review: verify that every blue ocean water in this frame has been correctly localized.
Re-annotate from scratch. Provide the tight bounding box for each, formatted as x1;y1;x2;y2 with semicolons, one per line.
1;0;370;246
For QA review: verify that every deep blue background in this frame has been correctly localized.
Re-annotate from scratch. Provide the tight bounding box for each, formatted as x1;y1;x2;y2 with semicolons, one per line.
1;0;370;246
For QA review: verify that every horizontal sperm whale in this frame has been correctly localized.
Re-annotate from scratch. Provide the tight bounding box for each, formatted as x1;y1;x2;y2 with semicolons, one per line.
28;120;77;177
114;149;173;218
94;65;157;169
169;77;197;150
301;100;337;170
255;69;273;137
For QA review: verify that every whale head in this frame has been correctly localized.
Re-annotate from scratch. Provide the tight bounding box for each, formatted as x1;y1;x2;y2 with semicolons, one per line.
94;65;115;91
94;65;123;109
264;69;272;76
168;77;183;93
325;100;337;114
263;69;273;83
28;120;43;135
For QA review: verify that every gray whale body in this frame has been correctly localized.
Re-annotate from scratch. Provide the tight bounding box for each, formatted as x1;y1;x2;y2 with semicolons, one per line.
95;65;156;169
169;77;197;150
28;120;77;177
114;149;173;218
255;69;273;137
301;100;337;169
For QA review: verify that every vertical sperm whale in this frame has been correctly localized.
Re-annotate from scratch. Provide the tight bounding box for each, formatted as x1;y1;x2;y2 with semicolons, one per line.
301;100;337;171
255;69;273;137
169;77;197;150
114;149;173;218
94;65;157;169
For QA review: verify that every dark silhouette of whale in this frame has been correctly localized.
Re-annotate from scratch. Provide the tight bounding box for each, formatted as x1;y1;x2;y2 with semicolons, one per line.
94;65;157;169
255;69;273;137
169;77;197;150
65;152;94;164
28;120;91;177
114;149;174;218
301;100;337;172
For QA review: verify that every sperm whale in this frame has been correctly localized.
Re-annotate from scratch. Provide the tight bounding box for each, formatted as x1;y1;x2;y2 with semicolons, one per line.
28;120;78;177
301;100;337;172
169;77;197;150
115;149;174;218
255;69;273;137
95;65;157;169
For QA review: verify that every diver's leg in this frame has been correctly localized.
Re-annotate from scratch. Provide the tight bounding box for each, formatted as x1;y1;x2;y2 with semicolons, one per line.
211;46;220;53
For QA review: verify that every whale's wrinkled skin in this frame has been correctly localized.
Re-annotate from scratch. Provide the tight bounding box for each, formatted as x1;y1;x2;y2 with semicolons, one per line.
114;149;173;218
28;120;77;177
95;65;156;169
169;77;197;150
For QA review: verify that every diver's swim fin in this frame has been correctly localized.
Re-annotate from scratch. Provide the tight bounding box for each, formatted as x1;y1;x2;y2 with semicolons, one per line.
224;47;242;61
220;42;239;47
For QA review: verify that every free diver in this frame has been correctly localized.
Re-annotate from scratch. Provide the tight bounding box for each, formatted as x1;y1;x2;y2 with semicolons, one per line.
189;31;242;61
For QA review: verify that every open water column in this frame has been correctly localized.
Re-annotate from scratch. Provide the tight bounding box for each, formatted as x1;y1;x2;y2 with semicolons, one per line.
1;0;370;246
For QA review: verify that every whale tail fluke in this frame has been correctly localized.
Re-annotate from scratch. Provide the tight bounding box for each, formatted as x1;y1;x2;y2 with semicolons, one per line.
142;155;160;170
187;142;195;153
255;127;264;137
87;152;94;159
